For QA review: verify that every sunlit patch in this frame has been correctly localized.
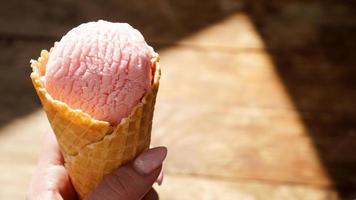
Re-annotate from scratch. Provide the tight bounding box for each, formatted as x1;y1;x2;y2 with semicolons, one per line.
180;13;266;49
153;12;332;191
0;109;50;198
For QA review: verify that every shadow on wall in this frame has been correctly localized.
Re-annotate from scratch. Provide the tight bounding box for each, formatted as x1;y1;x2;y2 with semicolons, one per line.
0;0;243;128
246;1;356;198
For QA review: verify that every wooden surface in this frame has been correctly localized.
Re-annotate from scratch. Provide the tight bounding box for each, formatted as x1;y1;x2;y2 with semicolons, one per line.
0;1;355;199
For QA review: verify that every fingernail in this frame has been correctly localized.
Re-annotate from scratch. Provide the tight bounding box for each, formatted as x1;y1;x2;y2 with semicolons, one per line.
133;147;167;175
156;170;164;185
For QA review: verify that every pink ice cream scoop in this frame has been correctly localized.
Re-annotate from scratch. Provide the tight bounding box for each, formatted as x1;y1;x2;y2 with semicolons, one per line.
44;20;156;125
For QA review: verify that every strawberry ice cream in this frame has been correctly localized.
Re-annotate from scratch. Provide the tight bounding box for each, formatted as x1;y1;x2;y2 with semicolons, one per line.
43;20;156;125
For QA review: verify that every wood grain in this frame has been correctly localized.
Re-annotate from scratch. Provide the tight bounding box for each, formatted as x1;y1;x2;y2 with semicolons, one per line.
1;0;356;199
154;174;336;200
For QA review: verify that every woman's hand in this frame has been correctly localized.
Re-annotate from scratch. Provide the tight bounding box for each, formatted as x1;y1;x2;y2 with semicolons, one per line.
27;131;167;200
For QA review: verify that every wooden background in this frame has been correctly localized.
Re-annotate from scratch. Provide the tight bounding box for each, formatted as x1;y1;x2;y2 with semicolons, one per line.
0;0;355;199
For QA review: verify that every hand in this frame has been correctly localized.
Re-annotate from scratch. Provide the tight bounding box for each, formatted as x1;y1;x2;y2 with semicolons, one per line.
27;131;167;200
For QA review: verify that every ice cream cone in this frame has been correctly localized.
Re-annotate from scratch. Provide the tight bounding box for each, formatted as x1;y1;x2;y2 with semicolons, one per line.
30;49;160;199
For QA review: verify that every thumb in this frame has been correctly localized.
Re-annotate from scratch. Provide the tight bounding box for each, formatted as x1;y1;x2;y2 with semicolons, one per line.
86;147;167;200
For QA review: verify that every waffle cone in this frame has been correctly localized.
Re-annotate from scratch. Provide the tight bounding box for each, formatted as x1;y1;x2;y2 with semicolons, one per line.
30;49;160;199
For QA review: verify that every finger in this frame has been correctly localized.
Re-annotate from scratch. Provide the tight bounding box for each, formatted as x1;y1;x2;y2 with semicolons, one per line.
155;170;164;185
133;147;167;175
41;131;77;199
38;130;64;166
27;191;63;200
142;188;159;200
27;131;77;200
86;147;167;200
89;166;161;200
